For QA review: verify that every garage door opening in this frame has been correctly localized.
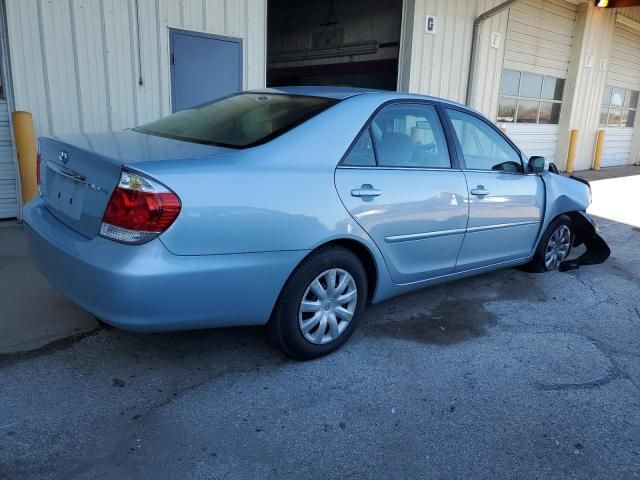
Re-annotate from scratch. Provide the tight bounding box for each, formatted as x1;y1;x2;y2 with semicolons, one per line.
267;0;403;90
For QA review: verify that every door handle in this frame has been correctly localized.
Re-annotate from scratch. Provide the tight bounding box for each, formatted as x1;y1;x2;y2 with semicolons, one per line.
470;186;489;196
351;185;382;197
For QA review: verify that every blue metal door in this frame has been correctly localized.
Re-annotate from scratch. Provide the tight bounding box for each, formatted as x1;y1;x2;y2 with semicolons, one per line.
170;29;242;112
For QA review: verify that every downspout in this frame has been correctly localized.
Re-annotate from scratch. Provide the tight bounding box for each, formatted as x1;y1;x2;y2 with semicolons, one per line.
465;0;520;106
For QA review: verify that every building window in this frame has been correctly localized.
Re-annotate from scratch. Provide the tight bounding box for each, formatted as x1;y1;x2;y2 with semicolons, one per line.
497;69;565;125
599;86;638;128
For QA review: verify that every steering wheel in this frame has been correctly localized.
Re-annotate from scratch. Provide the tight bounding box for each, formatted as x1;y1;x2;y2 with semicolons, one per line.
492;161;523;173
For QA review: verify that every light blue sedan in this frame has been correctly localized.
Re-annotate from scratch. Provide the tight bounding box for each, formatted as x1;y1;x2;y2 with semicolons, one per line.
25;87;609;359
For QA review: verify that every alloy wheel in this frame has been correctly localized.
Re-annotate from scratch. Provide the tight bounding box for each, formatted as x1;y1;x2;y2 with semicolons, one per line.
544;224;571;270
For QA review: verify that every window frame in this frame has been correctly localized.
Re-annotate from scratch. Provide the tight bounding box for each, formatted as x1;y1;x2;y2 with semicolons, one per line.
135;92;341;149
441;104;530;175
340;127;377;167
337;100;461;171
599;85;638;128
497;69;565;125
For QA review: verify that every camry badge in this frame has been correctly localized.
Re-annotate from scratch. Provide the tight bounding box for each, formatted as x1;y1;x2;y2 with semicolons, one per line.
88;183;109;194
58;150;69;165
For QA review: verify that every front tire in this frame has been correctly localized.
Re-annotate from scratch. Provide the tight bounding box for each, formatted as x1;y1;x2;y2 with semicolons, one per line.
268;246;368;360
526;215;573;272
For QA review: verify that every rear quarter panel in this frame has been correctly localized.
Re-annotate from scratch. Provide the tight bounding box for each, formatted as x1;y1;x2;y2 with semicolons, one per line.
133;94;394;256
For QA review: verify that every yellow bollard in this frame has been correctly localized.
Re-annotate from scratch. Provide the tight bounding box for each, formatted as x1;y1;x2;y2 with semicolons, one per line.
592;129;605;171
565;129;579;173
12;111;38;203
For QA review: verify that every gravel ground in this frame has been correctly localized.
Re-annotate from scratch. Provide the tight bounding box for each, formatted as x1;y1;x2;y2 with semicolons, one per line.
1;215;639;480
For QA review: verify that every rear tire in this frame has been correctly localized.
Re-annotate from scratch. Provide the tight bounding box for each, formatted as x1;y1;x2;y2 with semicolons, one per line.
525;215;573;273
268;246;368;360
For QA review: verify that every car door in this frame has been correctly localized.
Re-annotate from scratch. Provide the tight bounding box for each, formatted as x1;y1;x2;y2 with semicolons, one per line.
335;102;469;284
443;107;545;271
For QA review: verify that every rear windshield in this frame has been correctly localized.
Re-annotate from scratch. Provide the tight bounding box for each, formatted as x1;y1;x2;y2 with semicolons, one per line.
135;93;339;148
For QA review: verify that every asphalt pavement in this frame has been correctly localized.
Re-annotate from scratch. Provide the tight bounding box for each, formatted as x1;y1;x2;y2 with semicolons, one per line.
1;174;640;479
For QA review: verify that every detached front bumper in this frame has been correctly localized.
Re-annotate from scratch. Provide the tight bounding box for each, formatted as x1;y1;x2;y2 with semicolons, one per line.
23;199;306;331
560;211;611;271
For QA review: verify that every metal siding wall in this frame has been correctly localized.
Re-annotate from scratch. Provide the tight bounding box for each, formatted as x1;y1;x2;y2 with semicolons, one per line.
408;0;475;104
72;0;110;133
470;0;510;119
405;0;508;118
40;0;83;134
103;0;137;130
5;0;267;137
6;0;50;138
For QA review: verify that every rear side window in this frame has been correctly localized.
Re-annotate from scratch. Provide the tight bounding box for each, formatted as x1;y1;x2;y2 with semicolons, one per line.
136;93;338;148
370;104;451;168
446;108;524;173
342;129;376;166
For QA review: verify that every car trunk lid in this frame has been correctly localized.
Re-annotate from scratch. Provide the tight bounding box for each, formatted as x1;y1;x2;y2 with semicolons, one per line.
38;130;233;239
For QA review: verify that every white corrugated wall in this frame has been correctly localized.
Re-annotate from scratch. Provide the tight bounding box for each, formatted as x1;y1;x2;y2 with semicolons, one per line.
6;0;267;139
405;0;509;118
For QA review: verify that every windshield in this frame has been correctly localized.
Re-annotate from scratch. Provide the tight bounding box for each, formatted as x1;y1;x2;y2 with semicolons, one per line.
135;93;339;148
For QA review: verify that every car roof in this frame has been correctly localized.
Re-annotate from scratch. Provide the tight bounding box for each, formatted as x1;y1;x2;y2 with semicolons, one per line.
248;86;467;109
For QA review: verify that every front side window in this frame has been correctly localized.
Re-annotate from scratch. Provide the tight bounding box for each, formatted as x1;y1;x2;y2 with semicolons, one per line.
369;104;451;168
599;86;638;128
447;108;524;173
136;93;338;148
497;69;565;125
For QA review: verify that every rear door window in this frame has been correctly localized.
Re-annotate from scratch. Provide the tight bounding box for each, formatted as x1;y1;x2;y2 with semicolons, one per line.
370;104;451;168
136;93;338;148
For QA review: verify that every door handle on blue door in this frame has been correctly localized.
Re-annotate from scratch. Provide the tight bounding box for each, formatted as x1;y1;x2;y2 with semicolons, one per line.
351;184;382;197
470;186;489;196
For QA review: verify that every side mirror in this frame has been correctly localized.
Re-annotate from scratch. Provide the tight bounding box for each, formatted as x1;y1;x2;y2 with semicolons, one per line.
528;156;546;173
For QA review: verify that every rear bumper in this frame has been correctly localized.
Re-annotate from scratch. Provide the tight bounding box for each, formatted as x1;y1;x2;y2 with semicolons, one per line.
23;199;307;331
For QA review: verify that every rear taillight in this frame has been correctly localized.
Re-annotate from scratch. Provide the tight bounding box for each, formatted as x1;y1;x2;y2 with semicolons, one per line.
100;170;181;244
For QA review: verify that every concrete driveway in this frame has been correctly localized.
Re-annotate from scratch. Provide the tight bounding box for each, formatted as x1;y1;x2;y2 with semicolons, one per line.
1;170;640;479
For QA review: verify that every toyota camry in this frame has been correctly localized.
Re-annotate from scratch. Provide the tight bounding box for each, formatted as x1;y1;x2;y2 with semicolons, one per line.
24;87;609;359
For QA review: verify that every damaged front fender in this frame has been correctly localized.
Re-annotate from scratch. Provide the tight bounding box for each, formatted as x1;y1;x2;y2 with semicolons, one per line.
538;172;610;271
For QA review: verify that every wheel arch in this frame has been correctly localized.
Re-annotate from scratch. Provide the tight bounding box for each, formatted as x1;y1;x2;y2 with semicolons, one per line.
273;237;380;310
321;238;379;302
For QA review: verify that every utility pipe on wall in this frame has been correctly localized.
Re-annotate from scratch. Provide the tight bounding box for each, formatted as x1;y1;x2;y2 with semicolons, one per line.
466;0;520;107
